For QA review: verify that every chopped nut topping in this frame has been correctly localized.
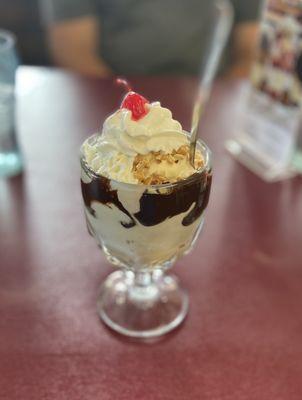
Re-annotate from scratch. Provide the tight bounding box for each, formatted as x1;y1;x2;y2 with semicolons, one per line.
132;145;204;184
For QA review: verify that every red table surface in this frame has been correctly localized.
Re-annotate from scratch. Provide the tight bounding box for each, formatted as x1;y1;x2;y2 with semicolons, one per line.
1;67;302;400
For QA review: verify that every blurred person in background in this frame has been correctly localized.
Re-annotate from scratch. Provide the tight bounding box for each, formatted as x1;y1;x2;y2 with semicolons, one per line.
41;0;262;77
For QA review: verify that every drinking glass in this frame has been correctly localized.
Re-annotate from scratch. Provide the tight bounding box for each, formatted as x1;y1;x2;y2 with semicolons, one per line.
0;29;22;177
81;137;212;338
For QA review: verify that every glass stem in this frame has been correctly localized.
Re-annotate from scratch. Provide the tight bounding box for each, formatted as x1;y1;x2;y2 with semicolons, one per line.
130;271;159;305
134;271;152;287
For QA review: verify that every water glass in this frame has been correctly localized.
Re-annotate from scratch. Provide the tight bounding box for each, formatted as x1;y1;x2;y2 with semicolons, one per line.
0;29;22;177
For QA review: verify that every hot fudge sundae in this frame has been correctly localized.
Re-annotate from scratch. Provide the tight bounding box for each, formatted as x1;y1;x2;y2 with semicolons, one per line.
81;81;212;269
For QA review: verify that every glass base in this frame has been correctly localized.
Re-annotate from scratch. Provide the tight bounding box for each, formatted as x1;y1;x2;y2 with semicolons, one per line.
0;151;22;178
97;270;189;339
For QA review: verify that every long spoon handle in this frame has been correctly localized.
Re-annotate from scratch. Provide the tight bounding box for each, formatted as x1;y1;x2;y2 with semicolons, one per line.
190;0;234;166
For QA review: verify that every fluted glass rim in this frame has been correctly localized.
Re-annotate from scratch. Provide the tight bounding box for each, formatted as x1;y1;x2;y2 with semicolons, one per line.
80;132;212;191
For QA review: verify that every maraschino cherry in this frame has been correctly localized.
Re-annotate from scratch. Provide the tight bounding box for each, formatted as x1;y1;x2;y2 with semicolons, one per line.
116;78;149;121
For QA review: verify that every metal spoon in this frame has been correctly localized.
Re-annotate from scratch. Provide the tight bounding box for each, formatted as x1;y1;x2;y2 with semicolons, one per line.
190;0;234;167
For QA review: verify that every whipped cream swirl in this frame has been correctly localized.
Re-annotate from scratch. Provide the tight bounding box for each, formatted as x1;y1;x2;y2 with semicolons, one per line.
101;102;188;155
83;102;192;184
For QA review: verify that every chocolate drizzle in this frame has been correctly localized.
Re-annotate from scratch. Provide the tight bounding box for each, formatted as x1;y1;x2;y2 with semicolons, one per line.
134;172;212;227
81;167;212;228
81;175;136;228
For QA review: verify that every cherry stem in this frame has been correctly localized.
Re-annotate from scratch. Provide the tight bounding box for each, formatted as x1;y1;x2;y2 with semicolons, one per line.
116;78;132;93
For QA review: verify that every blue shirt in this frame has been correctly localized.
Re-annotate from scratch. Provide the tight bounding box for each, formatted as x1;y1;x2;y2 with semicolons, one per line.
42;0;261;74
